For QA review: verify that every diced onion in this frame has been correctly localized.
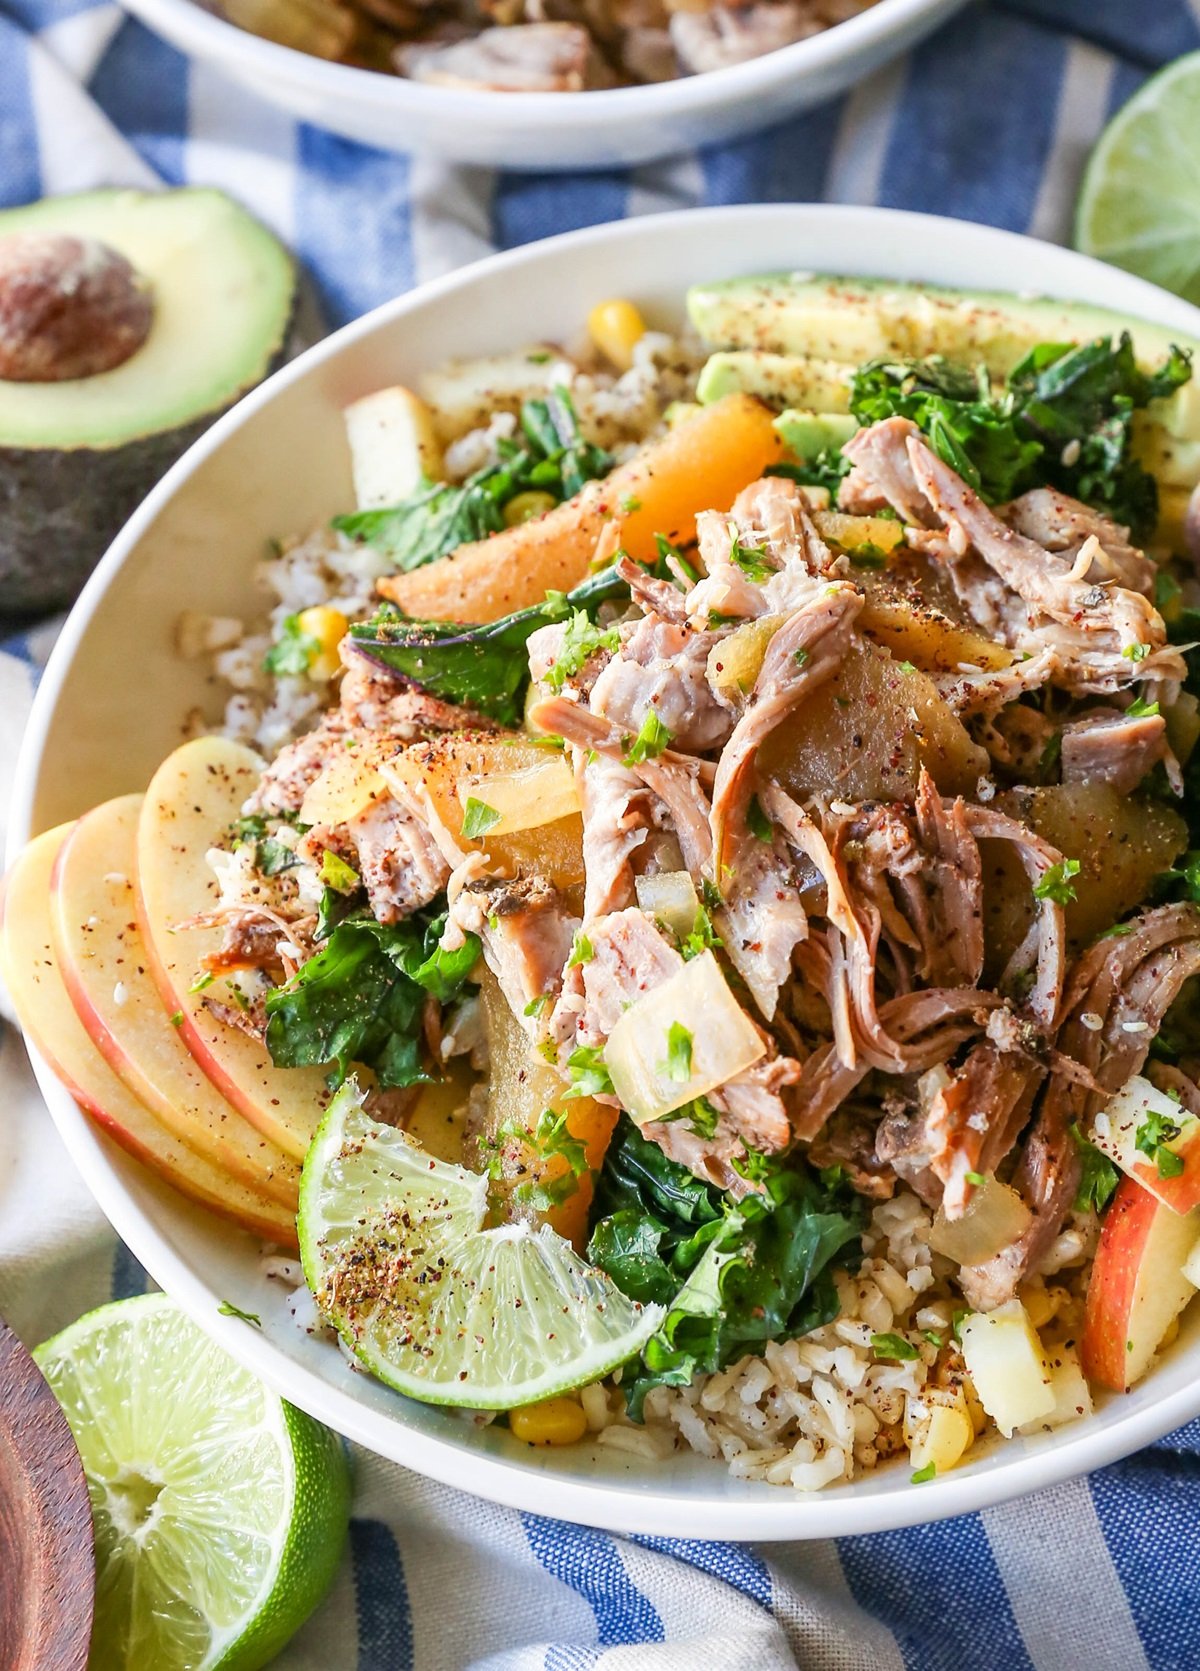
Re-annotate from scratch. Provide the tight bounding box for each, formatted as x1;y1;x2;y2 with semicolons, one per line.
635;871;700;939
604;950;765;1125
457;757;580;836
706;615;784;696
929;1177;1032;1266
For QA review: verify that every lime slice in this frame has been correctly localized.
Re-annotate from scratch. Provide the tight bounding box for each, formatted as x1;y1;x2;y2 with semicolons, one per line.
34;1294;351;1671
299;1084;663;1408
1075;51;1200;304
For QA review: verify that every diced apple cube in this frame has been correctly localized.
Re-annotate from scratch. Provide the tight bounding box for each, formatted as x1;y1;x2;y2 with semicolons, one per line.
958;1299;1055;1436
905;1385;975;1476
1016;1345;1093;1434
344;385;443;509
1090;1074;1200;1215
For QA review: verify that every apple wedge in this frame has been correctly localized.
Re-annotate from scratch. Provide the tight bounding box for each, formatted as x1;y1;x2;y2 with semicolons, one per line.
1;825;298;1250
1080;1174;1199;1392
1090;1075;1200;1214
52;794;300;1211
136;734;334;1161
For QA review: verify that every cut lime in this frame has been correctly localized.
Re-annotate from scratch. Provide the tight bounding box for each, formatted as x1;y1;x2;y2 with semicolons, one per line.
1075;51;1200;304
34;1293;351;1671
299;1084;663;1408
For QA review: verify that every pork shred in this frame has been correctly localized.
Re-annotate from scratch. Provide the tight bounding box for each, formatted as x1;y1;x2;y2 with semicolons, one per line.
216;398;1193;1305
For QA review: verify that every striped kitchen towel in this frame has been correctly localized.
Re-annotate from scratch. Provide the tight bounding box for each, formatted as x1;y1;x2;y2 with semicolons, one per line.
3;1;1200;1666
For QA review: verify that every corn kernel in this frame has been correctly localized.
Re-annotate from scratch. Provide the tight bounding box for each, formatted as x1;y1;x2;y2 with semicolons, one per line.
509;1395;589;1446
296;605;349;682
587;299;646;372
1019;1282;1056;1330
504;490;557;528
909;1401;974;1477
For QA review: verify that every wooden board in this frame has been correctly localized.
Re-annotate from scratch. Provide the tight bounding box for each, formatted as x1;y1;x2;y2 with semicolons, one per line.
0;1318;94;1670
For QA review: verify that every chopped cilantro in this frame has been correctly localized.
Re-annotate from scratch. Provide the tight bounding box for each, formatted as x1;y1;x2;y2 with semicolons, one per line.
565;1044;613;1100
1127;696;1161;719
871;1332;919;1361
1134;1108;1185;1177
746;795;773;843
319;849;360;893
681;903;722;961
1033;857;1081;905
965;1170;987;1186
169;1011;184;1029
217;1300;262;1326
461;798;501;840
256;836;297;877
188;970;214;995
793;648;810;669
567;932;595;969
263;613;320;677
1122;641;1151;663
728;529;775;583
524;994;552;1018
1070;1123;1121;1213
661;1021;693;1085
623;709;672;767
911;1462;937;1484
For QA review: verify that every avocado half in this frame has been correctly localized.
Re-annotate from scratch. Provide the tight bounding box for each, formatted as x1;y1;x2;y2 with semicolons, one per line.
0;188;297;612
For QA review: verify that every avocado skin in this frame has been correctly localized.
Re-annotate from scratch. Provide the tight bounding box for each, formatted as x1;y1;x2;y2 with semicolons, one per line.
0;417;216;613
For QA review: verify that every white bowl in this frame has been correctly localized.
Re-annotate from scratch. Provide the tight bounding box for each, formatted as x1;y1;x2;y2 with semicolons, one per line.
120;0;966;170
15;205;1200;1539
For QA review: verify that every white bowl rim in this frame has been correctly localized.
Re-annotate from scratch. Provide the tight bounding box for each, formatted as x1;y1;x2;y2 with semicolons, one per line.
123;0;951;128
16;203;1200;1540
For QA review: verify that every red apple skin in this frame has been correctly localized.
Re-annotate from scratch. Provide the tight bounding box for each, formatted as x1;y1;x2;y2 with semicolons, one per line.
1;826;299;1251
1130;1131;1200;1215
1081;1175;1197;1393
1082;1180;1154;1392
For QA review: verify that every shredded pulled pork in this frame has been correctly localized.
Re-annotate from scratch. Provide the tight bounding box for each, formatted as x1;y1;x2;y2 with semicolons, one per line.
216;418;1194;1300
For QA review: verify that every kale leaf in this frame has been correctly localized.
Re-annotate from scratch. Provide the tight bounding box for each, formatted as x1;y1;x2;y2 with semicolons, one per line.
333;388;613;572
846;334;1192;539
264;906;478;1090
346;561;628;724
587;1120;864;1418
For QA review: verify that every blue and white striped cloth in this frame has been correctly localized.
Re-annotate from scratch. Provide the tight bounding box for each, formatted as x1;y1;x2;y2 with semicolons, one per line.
4;2;1200;1665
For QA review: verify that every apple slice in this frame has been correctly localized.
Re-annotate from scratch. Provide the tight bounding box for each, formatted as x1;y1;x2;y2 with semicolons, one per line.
1;826;298;1249
1080;1174;1199;1392
1090;1075;1200;1214
135;735;332;1161
52;794;300;1210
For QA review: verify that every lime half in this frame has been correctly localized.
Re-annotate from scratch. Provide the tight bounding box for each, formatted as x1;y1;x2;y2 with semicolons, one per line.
1075;51;1200;304
299;1084;663;1408
34;1294;351;1671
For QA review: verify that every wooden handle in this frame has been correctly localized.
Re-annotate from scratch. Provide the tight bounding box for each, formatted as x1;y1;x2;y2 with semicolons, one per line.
0;1317;94;1670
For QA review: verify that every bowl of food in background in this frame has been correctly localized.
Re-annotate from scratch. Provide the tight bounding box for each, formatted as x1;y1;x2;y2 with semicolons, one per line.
117;0;966;169
9;203;1200;1538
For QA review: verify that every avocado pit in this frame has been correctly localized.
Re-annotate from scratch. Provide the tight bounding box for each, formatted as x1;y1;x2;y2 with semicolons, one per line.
0;232;153;383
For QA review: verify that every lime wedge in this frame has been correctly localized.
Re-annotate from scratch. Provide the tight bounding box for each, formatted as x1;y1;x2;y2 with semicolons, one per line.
299;1084;663;1408
1075;51;1200;304
34;1294;351;1671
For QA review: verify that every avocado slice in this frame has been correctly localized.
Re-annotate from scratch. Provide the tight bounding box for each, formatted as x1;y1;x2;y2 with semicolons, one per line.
696;351;853;413
687;273;1200;451
0;188;296;611
774;409;857;459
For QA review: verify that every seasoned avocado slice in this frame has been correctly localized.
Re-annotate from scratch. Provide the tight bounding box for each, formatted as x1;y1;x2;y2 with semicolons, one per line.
0;188;296;610
774;409;857;459
687;273;1200;447
696;351;852;412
